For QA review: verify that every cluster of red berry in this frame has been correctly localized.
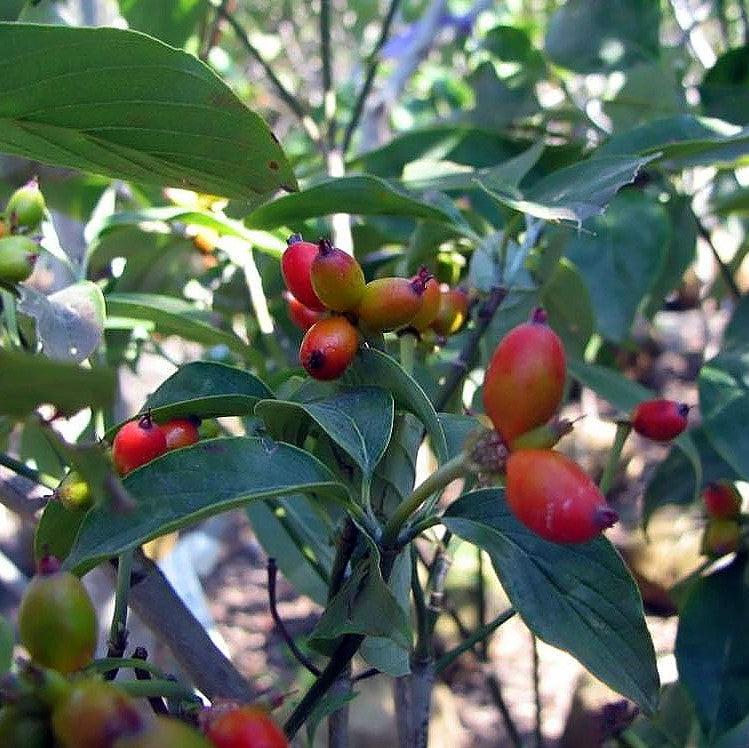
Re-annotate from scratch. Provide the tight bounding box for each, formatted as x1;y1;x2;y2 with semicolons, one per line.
0;178;45;284
8;555;288;747
481;308;691;544
281;235;469;380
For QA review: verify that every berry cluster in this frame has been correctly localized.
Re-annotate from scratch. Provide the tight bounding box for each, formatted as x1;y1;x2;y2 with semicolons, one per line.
281;235;468;380
0;178;45;285
7;555;288;747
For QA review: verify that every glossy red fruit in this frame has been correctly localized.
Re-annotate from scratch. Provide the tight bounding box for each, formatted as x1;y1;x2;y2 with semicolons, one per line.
114;717;213;747
356;276;428;332
299;316;359;380
205;706;289;748
281;235;325;312
18;557;97;674
160;418;200;451
631;399;689;442
702;480;742;519
430;286;469;336
482;308;566;444
701;518;741;557
52;679;142;748
407;268;440;332
284;291;325;331
310;238;366;312
112;413;168;475
506;450;618;543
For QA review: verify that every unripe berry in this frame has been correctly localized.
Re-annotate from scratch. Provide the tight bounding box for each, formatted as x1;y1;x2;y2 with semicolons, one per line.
631;399;689;442
299;316;359;380
113;717;213;747
407;267;440;332
0;235;39;283
204;706;289;748
702;480;742;519
356;276;428;332
284;291;325;331
18;557;97;673
482;308;566;444
56;470;93;512
52;679;142;748
430;286;469;336
112;413;168;475
6;177;46;232
310;238;366;312
281;234;325;311
701;518;741;557
160;417;200;450
506;450;618;543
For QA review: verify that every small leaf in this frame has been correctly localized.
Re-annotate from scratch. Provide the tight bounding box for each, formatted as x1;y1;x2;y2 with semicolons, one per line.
35;498;85;564
105;293;250;355
255;387;394;480
444;489;660;712
343;348;448;463
676;557;749;741
0;349;115;418
62;437;348;572
0;23;295;197
18;281;105;363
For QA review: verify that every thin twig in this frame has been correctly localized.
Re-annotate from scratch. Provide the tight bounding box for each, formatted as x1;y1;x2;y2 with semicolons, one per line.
342;0;403;153
0;453;56;489
267;558;321;677
532;634;543;748
351;667;379;683
487;673;524;748
695;215;742;300
133;647;170;716
320;0;336;148
214;2;322;143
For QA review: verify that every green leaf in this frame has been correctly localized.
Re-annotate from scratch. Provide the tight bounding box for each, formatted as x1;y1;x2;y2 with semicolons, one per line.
343;348;448;463
62;437;347;572
246;497;334;605
443;489;659;712
438;413;482;461
35;497;85;564
477;155;654;224
724;294;749;350
700;46;749;125
676;557;749;741
18;281;105;363
714;186;749;217
622;683;698;748
699;351;749;480
243;175;458;230
255;387;394;480
305;691;359;747
105;293;250;355
0;349;115;418
120;0;205;47
0;23;296;197
0;614;12;676
545;0;660;73
541;258;595;357
565;190;670;342
568;358;651;410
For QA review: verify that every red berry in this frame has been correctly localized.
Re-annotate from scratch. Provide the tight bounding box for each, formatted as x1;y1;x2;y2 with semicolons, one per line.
310;238;366;312
356;276;428;332
702;480;742;519
483;308;566;444
430;286;469;336
281;235;325;311
160;418;200;451
631;399;689;442
407;268;440;332
506;450;618;543
112;414;168;475
299;316;359;380
204;706;288;748
284;291;325;331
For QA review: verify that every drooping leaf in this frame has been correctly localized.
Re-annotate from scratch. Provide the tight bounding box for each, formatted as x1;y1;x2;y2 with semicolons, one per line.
62;437;348;572
0;349;115;418
105;293;250;355
0;23;295;197
255;387;394;480
18;281;105;363
676;557;749;741
700;46;749;125
443;489;659;712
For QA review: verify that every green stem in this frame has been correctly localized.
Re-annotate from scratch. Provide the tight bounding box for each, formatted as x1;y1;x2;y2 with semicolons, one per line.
86;657;167;680
598;422;632;496
117;678;195;700
411;545;431;661
399;332;417;377
382;452;469;546
104;550;134;679
498;214;522;284
476;548;487;659
435;608;516;673
397;515;442;546
0;453;57;489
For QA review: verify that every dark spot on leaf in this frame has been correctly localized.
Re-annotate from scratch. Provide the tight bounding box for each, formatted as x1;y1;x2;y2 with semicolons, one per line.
268;160;279;171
